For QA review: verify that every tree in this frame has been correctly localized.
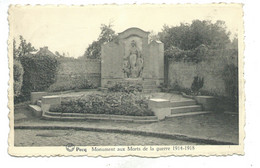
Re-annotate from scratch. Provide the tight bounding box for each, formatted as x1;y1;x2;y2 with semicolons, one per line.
159;20;231;51
98;24;117;43
55;51;65;57
83;41;101;59
13;60;24;98
83;24;117;59
227;35;238;50
148;30;160;43
13;36;37;59
13;38;18;59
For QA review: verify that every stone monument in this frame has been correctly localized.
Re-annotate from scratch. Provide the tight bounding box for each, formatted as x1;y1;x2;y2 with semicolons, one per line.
101;27;164;92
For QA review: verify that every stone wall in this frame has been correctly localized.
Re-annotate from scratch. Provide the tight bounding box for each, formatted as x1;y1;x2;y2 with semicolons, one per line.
48;58;101;91
57;58;100;75
168;50;238;97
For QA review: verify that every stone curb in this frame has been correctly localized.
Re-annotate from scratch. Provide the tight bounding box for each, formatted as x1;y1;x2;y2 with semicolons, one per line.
14;125;236;145
41;114;158;123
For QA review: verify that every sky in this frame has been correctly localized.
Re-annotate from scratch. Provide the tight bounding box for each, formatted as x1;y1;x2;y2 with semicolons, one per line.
10;4;243;58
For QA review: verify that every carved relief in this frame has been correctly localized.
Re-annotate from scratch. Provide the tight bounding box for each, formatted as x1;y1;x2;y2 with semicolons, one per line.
123;40;143;78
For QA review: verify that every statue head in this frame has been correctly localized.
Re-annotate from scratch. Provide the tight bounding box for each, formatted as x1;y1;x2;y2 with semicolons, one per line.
131;40;136;47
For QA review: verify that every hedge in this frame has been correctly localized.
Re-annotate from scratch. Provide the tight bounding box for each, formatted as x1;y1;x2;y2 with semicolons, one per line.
19;53;59;100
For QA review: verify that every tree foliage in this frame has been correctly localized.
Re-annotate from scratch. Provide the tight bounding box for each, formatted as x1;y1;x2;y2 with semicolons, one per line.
13;60;24;97
83;24;117;59
13;36;37;59
55;51;66;57
98;24;117;43
165;44;210;63
148;30;160;43
159;20;231;51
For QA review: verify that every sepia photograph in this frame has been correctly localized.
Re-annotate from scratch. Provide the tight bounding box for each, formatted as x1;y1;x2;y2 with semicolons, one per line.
8;4;244;156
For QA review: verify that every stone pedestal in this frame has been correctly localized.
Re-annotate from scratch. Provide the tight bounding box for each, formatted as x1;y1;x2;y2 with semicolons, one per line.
195;96;216;111
41;95;61;114
148;99;171;120
31;92;48;104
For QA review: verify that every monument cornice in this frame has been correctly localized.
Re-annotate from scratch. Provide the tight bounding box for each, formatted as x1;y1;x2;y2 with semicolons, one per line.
118;27;150;39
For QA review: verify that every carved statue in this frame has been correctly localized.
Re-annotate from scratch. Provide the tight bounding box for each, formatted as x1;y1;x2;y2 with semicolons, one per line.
123;40;143;78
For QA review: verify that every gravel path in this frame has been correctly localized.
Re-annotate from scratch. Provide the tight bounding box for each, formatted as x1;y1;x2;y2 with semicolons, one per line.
14;129;200;146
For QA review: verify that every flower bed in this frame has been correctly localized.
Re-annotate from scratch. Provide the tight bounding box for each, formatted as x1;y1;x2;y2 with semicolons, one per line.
49;92;154;116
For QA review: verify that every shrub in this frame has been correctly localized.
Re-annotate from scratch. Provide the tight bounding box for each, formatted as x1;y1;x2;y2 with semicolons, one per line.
169;81;182;91
168;81;192;95
191;76;204;95
168;77;205;96
20;53;59;98
108;82;143;93
14;60;24;97
158;82;169;92
49;92;154;116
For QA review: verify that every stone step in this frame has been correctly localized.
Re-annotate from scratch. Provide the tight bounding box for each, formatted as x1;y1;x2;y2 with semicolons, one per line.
37;100;42;107
166;111;211;118
171;105;202;114
143;80;157;85
132;119;158;123
28;105;42;117
170;100;197;107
